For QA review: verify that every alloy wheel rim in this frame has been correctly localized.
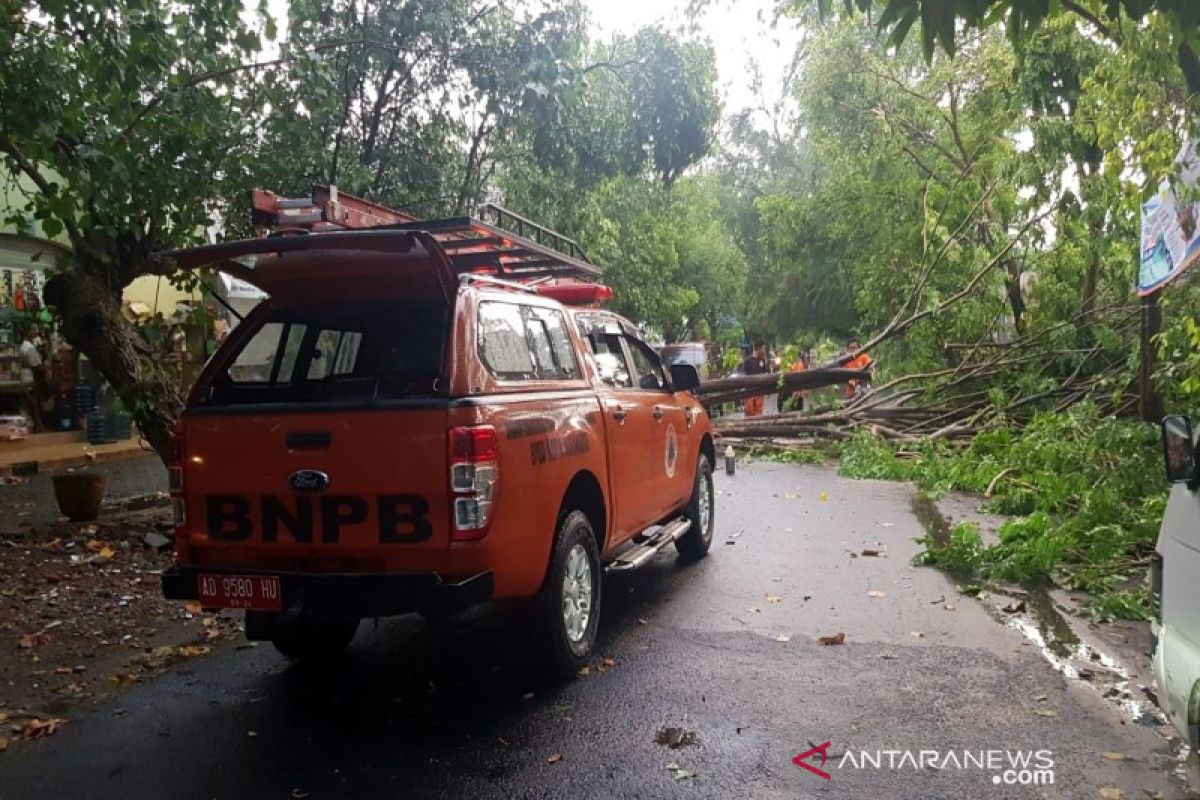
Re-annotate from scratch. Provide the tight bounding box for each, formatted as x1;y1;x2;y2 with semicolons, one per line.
699;474;712;537
562;543;593;643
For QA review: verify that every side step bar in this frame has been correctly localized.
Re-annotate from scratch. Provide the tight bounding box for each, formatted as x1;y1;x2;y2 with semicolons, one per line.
605;517;692;572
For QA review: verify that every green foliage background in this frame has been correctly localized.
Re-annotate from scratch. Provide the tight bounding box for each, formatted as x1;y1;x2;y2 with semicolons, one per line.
839;404;1164;618
5;0;1200;605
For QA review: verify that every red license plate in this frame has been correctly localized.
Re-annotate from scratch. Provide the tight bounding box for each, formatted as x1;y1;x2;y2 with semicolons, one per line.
197;574;282;611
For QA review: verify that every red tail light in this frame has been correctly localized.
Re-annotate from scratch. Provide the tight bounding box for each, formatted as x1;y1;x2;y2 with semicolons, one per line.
448;425;499;541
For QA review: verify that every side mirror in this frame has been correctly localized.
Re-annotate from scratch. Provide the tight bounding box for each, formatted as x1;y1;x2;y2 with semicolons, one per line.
1162;415;1196;484
670;363;701;393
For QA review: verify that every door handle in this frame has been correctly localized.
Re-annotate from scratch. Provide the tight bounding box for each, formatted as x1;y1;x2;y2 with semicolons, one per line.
652;406;665;420
612;406;627;422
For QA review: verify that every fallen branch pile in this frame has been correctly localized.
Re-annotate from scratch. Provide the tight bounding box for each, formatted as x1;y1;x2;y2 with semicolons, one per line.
700;302;1141;445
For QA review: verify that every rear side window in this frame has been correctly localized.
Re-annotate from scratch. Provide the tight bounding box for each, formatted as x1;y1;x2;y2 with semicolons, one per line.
478;302;580;381
479;302;535;379
199;299;446;407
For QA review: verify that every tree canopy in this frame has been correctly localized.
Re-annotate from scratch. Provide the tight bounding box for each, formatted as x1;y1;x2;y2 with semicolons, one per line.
0;1;727;454
5;0;1200;458
789;0;1200;96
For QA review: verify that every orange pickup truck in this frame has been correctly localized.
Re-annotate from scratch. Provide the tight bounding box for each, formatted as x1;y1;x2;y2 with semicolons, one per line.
160;208;715;676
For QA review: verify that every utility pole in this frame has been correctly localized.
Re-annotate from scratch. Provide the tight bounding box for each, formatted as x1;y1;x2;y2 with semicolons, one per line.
1139;290;1164;423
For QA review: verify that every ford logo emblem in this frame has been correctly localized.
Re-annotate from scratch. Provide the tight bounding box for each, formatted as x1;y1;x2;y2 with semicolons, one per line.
288;469;330;493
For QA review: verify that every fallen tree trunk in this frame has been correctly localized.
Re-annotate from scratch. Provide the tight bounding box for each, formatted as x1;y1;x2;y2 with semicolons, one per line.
710;424;853;440
695;368;870;406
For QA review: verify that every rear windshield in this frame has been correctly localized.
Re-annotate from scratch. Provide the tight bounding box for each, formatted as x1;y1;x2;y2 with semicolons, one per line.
196;299;446;407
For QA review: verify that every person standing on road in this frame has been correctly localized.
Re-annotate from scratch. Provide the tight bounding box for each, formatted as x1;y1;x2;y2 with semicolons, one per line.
742;340;768;417
842;338;873;400
789;346;811;412
17;324;49;430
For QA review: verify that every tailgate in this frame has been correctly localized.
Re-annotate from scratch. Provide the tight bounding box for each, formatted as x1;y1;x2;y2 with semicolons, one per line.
180;410;449;570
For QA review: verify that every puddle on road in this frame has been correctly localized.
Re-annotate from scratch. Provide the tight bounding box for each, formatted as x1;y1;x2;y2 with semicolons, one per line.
990;587;1159;724
909;489;1162;727
1020;586;1078;661
910;492;950;546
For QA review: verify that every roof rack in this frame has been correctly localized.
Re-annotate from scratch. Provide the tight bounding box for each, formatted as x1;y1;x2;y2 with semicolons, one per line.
251;186;601;282
476;203;589;264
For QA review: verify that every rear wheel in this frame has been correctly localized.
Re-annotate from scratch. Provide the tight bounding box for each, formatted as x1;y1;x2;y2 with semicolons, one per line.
536;510;601;678
265;613;360;660
676;454;715;560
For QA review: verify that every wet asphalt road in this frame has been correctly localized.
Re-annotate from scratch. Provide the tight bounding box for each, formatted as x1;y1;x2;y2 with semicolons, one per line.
0;461;1193;799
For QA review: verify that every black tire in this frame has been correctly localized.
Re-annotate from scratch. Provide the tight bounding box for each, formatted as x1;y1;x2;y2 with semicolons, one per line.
676;454;715;561
536;510;602;679
269;614;360;661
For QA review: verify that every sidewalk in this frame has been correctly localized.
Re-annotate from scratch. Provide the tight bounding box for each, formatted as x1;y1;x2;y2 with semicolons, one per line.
0;454;167;533
0;431;151;478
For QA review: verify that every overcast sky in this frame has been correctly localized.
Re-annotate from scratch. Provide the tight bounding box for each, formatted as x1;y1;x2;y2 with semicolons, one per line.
582;0;802;115
262;0;803;118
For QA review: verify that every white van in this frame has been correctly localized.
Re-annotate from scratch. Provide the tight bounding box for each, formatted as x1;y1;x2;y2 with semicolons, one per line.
1152;415;1200;747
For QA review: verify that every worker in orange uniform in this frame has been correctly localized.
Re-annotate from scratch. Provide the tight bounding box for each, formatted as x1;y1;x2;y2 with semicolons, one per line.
742;340;768;417
789;347;810;411
843;338;873;400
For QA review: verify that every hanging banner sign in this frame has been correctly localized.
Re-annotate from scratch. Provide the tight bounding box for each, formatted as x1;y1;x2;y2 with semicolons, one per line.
1139;140;1200;295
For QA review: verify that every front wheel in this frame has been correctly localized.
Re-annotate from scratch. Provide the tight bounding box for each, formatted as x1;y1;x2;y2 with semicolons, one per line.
536;510;601;678
676;454;715;560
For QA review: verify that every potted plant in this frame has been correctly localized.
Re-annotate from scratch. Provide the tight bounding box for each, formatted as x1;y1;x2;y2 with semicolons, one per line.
52;470;107;522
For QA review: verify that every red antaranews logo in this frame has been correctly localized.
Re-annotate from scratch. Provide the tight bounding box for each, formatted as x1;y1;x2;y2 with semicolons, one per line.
793;741;832;780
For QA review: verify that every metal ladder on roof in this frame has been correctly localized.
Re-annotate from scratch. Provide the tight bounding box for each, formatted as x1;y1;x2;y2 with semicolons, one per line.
251;186;600;281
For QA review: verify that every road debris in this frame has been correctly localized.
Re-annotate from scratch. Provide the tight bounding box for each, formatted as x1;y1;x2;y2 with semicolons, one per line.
665;763;697;780
817;632;845;646
0;500;240;745
19;716;66;739
655;727;697;749
141;532;171;550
